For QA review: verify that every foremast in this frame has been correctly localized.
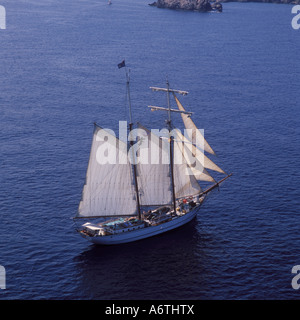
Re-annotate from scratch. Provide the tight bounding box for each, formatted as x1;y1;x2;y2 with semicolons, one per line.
124;65;142;220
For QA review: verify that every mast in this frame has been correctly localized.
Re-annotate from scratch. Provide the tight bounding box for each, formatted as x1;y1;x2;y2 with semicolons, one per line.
166;79;177;213
124;65;142;220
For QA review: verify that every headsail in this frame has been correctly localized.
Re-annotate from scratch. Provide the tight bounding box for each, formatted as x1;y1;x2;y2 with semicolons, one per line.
173;128;225;176
173;93;216;156
77;124;137;218
173;139;202;198
174;135;216;183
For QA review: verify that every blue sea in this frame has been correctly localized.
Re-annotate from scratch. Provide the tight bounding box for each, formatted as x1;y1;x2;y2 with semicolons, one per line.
0;0;299;300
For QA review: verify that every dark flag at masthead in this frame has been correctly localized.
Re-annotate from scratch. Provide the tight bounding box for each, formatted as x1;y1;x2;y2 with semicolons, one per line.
118;60;126;69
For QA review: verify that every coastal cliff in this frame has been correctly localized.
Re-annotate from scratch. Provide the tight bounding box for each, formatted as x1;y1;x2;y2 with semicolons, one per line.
149;0;223;12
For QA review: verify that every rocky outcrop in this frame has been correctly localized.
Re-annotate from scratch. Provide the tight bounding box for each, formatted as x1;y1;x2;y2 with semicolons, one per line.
211;1;223;11
149;0;300;12
149;0;223;12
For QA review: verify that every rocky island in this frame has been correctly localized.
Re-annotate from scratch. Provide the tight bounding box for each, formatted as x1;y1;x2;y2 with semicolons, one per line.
149;0;223;13
149;0;300;13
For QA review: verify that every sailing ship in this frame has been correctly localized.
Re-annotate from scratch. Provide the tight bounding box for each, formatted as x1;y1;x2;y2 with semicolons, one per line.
74;65;231;245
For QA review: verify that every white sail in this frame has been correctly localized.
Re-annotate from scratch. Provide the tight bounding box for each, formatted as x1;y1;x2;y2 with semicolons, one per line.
179;143;216;182
77;124;137;218
173;94;216;156
136;125;173;206
174;128;225;176
173;139;202;198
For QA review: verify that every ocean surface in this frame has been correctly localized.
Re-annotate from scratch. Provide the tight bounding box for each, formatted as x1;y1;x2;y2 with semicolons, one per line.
0;0;300;300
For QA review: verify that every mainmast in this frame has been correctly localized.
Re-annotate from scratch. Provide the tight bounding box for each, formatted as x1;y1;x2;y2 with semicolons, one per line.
149;80;191;213
166;79;177;213
120;61;142;220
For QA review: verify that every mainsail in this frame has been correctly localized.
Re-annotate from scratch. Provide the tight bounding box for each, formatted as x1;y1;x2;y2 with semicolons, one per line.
77;124;137;218
135;126;173;206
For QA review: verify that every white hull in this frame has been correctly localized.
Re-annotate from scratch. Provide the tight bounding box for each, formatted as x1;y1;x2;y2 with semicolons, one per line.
80;207;199;245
